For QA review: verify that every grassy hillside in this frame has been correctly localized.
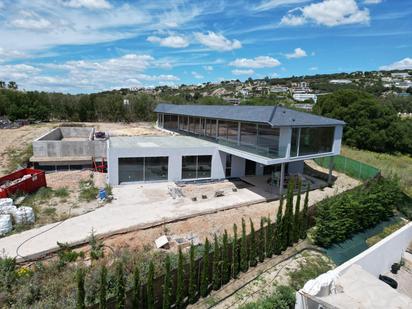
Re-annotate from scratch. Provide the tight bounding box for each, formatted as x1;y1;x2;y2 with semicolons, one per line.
341;145;412;196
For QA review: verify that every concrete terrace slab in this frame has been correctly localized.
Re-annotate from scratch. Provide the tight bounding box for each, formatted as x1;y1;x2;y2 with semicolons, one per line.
109;135;216;149
0;182;266;262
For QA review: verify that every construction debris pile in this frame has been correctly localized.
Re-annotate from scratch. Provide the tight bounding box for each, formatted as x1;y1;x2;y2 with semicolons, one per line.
0;198;35;235
0;174;32;190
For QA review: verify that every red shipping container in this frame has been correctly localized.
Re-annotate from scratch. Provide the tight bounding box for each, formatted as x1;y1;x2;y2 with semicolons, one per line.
0;168;47;198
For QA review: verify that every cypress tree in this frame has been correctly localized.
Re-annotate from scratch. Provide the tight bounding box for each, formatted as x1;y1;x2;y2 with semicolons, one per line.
212;234;221;290
176;248;184;309
274;198;284;254
132;266;140;309
99;265;107;309
200;238;210;298
188;244;197;304
285;178;295;247
115;262;125;309
162;255;172;309
222;230;230;284
240;218;249;272
293;178;302;243
76;268;85;309
266;216;273;258
232;223;240;279
300;183;310;239
258;217;265;263
147;261;155;309
249;219;257;267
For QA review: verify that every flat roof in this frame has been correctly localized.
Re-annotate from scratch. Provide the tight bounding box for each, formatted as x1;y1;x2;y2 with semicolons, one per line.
109;135;216;149
155;103;345;127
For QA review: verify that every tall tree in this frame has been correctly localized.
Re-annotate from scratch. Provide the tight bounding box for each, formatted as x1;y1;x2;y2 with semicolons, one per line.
221;230;230;284
249;219;257;267
200;238;210;298
240;218;249;272
285;178;295;247
132;266;140;309
76;268;86;309
232;223;240;279
212;234;221;290
274;198;284;254
176;248;184;309
115;262;125;309
188;244;197;304
258;217;265;263
293;178;302;243
300;183;310;240
147;261;155;309
99;265;107;309
162;255;172;309
266;216;273;258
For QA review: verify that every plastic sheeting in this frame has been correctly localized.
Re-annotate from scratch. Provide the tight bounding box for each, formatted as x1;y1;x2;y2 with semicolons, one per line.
13;206;35;224
0;214;12;235
0;198;13;208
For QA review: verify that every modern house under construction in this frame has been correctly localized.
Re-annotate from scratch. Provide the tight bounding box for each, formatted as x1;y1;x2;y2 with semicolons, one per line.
106;104;345;190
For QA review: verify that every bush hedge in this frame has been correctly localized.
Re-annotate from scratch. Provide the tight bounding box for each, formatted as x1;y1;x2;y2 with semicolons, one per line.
313;177;404;247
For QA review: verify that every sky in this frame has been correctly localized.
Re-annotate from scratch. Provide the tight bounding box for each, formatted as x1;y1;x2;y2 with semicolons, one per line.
0;0;411;93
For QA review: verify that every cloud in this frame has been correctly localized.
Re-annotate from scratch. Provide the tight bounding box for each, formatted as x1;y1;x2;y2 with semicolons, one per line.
61;0;112;9
254;0;309;11
364;0;382;4
229;56;281;68
10;11;52;30
194;31;241;51
281;0;370;27
379;58;412;70
0;48;27;63
147;35;189;48
203;65;213;71
285;47;307;59
309;66;318;71
232;69;255;75
192;71;204;79
0;54;180;92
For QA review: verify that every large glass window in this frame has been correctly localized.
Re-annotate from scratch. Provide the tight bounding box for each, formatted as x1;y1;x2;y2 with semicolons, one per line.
164;114;178;130
205;119;217;138
218;120;238;141
118;157;168;183
179;116;189;131
240;123;257;146
290;127;335;157
145;157;168;181
182;155;212;179
119;158;144;182
299;127;334;156
291;128;299;157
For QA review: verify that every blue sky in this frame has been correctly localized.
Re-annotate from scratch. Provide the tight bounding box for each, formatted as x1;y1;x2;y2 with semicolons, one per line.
0;0;411;93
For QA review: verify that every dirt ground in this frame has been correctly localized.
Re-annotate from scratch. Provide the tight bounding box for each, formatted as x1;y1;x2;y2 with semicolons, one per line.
0;121;164;225
210;250;333;308
95;168;359;256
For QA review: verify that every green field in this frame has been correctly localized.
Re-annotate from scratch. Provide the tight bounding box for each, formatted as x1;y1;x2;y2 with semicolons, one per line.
341;146;412;196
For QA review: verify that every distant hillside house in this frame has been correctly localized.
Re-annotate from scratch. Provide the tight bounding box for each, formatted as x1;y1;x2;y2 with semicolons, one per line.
329;79;352;84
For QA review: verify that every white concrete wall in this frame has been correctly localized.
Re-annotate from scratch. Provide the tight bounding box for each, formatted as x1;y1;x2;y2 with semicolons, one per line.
332;125;343;154
107;142;224;185
336;222;412;278
279;127;292;159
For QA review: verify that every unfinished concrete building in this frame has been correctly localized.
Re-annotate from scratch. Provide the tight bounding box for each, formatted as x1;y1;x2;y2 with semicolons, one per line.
30;127;107;171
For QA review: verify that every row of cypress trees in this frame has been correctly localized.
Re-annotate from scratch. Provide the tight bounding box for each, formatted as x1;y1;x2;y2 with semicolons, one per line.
76;177;311;308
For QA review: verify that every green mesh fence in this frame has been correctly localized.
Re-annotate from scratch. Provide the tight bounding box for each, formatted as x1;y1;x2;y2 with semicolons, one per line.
314;155;380;180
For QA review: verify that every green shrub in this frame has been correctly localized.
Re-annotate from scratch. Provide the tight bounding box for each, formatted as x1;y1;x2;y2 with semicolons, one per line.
162;255;172;309
147;261;155;309
240;218;248;272
99;266;107;309
366;220;407;247
239;285;295;309
221;230;230;284
76;268;86;309
175;248;184;309
188;244;197;304
79;179;99;202
200;238;210;298
132;265;140;309
249;219;257;267
313;177;403;247
89;229;104;261
115;262;125;309
57;242;83;269
54;187;70;198
232;223;240;278
212;234;221;290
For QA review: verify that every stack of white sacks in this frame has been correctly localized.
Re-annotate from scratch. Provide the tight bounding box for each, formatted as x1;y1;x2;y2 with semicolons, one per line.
0;198;35;235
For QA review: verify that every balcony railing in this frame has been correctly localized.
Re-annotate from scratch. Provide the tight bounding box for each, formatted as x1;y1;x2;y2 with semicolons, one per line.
216;138;287;159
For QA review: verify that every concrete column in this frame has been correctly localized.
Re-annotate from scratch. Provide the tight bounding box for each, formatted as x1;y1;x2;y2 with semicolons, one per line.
237;122;241;145
279;127;292;158
328;156;334;186
256;163;264;176
279;163;285;196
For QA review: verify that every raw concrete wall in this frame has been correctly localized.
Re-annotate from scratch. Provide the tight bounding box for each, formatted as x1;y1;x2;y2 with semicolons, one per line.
33;127;106;158
231;155;246;178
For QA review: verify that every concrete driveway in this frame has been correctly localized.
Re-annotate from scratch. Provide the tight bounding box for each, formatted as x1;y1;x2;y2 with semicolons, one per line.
0;181;266;261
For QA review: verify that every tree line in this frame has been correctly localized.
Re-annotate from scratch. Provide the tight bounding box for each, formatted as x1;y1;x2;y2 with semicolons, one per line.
75;178;310;308
314;89;412;154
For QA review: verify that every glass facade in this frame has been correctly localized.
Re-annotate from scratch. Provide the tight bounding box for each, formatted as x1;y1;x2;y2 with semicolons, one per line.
118;157;168;183
290;127;334;157
158;112;335;160
182;155;212;179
